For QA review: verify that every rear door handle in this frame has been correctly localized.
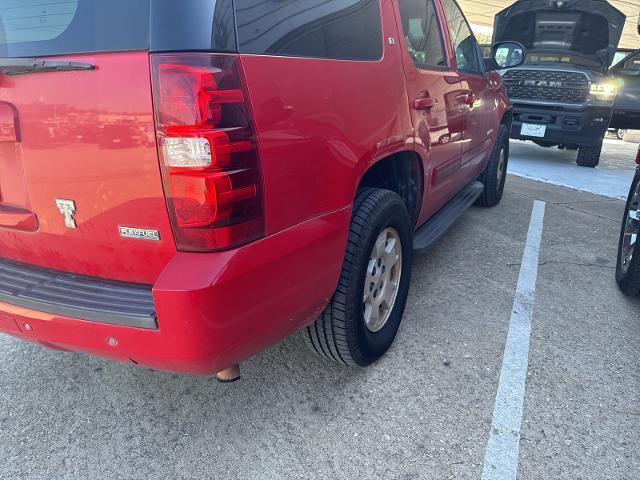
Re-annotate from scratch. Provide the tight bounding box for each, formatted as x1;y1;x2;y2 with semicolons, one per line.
413;96;437;110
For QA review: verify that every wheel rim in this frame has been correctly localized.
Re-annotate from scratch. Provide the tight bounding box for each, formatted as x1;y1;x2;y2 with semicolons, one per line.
621;180;640;273
363;227;402;333
496;147;506;187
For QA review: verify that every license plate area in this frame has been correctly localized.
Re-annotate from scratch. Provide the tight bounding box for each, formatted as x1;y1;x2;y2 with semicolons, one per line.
521;123;547;138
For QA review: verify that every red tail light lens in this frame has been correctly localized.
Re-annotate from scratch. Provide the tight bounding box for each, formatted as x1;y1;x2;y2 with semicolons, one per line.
151;54;264;251
636;145;640;165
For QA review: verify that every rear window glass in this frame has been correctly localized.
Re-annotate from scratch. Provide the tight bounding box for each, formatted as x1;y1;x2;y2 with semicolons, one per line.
0;0;150;57
235;0;383;61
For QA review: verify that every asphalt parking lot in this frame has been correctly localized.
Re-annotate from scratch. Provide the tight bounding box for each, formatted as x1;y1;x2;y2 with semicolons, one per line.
1;141;639;480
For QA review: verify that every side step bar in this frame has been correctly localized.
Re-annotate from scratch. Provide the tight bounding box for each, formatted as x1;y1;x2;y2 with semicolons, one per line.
413;181;484;253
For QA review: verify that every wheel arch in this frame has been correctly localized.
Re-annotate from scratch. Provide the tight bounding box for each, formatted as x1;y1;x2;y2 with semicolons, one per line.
501;109;513;130
355;150;424;227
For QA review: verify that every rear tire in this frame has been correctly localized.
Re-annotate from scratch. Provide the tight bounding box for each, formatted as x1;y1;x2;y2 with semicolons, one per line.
305;189;413;366
616;169;640;296
475;124;509;207
576;143;602;168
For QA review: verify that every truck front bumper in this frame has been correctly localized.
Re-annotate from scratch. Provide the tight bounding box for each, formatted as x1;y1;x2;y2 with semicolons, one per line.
0;207;351;374
510;104;612;148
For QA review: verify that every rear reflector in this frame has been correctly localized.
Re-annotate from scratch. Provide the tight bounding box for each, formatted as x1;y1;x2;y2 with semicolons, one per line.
151;54;264;251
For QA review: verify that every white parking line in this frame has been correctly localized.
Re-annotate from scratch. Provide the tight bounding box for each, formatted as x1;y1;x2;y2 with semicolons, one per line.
481;200;546;480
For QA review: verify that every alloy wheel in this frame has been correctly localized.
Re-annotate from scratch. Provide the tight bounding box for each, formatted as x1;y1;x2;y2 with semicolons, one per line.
621;180;640;273
496;147;506;188
363;228;402;333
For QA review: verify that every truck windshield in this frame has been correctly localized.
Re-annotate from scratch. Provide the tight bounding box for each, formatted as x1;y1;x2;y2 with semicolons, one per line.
0;0;150;57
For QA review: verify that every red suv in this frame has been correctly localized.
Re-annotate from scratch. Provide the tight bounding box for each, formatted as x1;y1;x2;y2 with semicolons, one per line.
0;0;521;376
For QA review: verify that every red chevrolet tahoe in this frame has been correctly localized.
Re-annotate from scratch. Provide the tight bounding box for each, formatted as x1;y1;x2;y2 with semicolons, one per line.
0;0;521;375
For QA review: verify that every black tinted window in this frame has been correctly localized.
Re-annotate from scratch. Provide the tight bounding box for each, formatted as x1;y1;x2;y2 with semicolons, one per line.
151;0;236;53
440;0;482;74
235;0;383;61
0;0;149;57
623;52;640;71
398;0;447;69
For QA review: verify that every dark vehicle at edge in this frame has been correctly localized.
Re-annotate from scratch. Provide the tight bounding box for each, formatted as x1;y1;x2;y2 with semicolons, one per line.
610;49;640;130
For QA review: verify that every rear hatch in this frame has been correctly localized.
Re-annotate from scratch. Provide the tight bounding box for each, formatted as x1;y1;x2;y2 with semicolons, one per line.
494;0;626;70
0;1;171;284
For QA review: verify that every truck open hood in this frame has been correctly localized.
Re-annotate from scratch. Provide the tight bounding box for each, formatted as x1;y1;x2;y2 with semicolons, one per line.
494;0;626;69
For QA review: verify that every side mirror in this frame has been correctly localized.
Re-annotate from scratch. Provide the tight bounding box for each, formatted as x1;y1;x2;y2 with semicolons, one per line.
486;41;526;71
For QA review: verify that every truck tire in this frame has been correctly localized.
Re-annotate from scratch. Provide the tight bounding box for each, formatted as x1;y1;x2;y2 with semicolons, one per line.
306;189;412;366
616;169;640;296
475;124;509;207
576;144;601;168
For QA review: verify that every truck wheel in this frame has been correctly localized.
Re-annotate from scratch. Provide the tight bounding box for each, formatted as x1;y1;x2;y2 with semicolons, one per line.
475;124;509;207
306;189;412;366
616;170;640;296
576;144;602;168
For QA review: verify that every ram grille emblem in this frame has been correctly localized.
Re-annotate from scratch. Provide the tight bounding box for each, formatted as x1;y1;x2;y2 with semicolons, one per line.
523;80;563;88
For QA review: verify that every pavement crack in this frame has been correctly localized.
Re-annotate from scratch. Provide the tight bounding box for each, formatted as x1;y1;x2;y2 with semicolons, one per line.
552;199;621;205
505;190;614;206
506;190;621;223
507;260;615;269
556;203;620;223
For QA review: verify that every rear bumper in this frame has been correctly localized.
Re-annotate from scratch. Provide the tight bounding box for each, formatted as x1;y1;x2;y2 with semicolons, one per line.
0;208;351;374
510;104;612;147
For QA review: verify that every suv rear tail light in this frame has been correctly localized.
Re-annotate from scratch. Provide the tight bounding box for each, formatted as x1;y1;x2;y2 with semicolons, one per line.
636;145;640;165
151;54;264;251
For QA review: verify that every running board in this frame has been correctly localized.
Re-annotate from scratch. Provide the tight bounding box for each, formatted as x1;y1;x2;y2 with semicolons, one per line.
413;181;484;253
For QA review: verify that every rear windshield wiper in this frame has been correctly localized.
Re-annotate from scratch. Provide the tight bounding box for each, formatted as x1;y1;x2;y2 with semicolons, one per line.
0;58;95;76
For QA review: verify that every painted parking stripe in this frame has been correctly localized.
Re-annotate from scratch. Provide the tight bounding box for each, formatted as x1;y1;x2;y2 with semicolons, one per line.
481;200;546;480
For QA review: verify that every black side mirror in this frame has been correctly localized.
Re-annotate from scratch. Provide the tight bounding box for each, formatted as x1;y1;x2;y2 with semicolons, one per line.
486;41;526;71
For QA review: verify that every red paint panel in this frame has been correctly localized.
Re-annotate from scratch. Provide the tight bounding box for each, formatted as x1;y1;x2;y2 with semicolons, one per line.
240;0;413;234
0;312;20;335
0;208;350;374
0;52;176;284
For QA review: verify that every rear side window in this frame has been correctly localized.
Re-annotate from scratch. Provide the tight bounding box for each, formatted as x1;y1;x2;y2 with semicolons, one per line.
0;0;149;57
397;0;447;69
235;0;383;61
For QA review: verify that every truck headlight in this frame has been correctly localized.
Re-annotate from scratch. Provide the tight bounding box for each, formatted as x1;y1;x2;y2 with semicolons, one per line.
590;82;617;100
